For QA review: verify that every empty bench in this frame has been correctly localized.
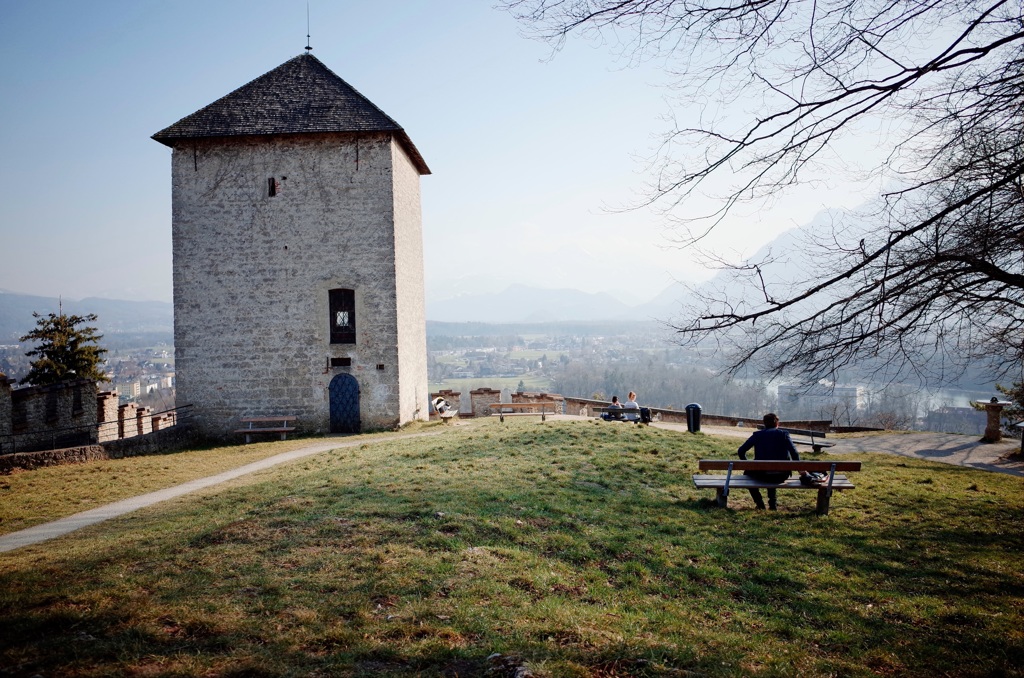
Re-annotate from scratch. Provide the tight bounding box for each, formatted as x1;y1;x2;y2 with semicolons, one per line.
693;459;862;515
758;425;836;453
489;402;555;422
234;416;297;443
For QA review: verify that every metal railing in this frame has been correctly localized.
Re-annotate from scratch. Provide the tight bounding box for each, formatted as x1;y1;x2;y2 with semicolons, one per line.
0;404;193;456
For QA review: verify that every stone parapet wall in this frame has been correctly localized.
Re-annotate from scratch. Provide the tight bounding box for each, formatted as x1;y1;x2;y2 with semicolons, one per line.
0;374;12;438
1;384;185;456
2;379;98;454
561;396;831;432
511;392;564;413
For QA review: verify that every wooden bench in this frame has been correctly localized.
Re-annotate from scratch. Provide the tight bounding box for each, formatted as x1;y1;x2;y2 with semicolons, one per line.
594;407;646;424
489;402;555;422
758;425;836;453
234;416;297;443
693;459;862;515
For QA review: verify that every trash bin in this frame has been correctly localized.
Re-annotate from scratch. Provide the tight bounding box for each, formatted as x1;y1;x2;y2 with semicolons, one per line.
685;403;702;433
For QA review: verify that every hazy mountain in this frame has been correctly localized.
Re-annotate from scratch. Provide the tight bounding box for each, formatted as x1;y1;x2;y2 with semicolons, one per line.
426;284;637;323
0;290;173;344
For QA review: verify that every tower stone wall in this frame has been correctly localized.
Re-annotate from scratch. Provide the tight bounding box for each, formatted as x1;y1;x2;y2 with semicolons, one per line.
171;132;427;436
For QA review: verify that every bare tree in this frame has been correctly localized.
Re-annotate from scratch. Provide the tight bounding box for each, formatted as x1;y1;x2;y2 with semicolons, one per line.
505;0;1024;385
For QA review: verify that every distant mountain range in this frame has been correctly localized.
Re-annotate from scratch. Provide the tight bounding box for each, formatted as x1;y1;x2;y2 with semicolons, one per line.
0;211;834;336
426;282;690;323
0;291;173;344
1;284;693;339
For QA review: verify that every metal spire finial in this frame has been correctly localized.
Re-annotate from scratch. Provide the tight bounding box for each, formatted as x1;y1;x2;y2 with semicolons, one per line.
305;2;312;53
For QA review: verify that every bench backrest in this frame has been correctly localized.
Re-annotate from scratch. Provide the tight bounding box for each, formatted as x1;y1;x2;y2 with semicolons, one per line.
757;425;827;439
489;403;555;411
698;459;861;473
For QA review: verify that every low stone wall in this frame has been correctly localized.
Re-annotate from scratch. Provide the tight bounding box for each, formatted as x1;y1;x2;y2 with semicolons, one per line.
0;422;199;473
2;379;99;453
561;396;832;431
511;392;564;411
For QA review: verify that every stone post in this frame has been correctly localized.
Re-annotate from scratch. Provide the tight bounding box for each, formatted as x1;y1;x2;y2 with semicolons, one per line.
137;407;153;436
97;391;120;442
978;398;1012;443
471;388;501;418
119;403;139;439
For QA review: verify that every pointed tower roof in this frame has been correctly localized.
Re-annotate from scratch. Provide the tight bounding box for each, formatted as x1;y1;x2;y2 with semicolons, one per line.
152;54;429;174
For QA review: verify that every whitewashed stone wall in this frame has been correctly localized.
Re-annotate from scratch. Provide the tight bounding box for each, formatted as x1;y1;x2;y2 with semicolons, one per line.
391;143;429;424
170;132;427;437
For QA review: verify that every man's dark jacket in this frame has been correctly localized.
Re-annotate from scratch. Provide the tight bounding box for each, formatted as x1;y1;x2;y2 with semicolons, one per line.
737;427;800;480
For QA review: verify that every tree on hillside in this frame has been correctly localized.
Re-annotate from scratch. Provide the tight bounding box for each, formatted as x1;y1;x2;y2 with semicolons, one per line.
20;312;109;386
505;0;1024;385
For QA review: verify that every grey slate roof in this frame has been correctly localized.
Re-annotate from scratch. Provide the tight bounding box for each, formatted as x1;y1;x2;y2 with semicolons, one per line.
152;53;429;174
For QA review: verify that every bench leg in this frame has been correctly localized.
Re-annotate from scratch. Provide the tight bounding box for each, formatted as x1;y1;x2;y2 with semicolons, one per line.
716;488;729;509
499;413;505;423
245;433;252;444
816;488;831;515
541;412;546;421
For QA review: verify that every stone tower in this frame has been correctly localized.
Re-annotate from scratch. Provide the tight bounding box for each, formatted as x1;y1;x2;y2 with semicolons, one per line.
152;54;430;436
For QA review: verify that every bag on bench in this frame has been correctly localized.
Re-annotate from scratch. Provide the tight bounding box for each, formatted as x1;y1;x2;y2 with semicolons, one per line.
800;472;828;486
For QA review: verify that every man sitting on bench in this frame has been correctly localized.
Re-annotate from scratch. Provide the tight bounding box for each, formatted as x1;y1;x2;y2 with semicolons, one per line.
737;413;808;510
602;396;624;420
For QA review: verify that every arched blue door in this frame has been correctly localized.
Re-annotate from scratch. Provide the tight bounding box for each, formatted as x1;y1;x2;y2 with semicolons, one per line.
329;374;360;433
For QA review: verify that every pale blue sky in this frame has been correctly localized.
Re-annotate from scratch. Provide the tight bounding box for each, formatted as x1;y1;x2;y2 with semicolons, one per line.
0;1;874;305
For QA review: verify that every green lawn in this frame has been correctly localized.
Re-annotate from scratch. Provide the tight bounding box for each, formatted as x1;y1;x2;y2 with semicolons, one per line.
1;419;1021;676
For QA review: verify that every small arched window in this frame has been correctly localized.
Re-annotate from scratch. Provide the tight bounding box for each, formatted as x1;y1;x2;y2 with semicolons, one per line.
328;288;356;344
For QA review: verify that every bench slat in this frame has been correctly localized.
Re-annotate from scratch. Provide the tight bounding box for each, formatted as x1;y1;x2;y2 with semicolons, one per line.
241;416;298;423
698;460;861;472
488;404;555;411
233;427;296;434
693;474;856;491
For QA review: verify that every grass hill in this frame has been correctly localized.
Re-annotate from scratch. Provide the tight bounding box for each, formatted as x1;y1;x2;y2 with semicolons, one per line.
1;419;1021;676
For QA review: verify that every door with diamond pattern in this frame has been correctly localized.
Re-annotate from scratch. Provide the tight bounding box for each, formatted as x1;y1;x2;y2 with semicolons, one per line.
329;374;360;433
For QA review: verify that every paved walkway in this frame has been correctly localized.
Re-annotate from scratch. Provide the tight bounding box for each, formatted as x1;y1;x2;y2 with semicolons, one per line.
0;431;442;554
3;421;1020;554
653;422;1024;477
